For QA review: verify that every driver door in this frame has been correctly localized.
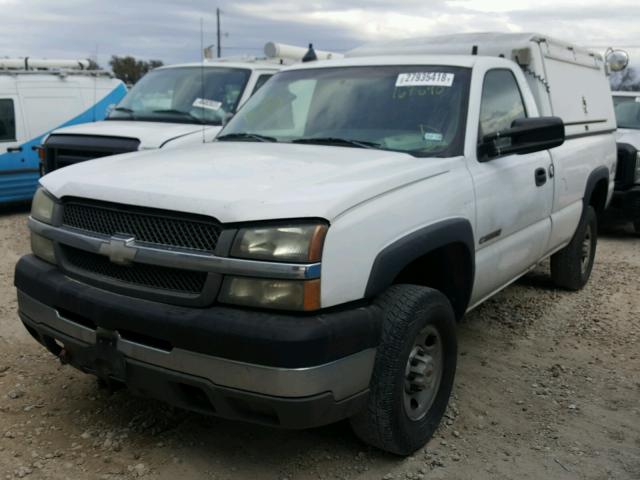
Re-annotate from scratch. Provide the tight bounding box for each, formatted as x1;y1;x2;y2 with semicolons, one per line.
469;69;554;304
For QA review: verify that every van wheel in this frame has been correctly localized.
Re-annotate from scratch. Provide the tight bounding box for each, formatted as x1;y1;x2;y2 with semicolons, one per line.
550;205;597;290
350;285;457;455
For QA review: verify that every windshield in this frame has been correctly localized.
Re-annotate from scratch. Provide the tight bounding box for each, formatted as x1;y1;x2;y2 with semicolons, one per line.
614;97;640;130
108;66;251;125
220;65;471;157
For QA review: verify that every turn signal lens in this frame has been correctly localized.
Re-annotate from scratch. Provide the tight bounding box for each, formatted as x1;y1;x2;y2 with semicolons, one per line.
219;277;321;311
31;232;57;264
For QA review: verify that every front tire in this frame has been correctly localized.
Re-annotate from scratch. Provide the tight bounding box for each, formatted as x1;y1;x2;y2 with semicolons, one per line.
550;205;597;290
350;285;457;455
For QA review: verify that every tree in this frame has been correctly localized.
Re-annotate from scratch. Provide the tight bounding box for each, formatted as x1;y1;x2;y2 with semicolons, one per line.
109;56;164;85
610;66;640;92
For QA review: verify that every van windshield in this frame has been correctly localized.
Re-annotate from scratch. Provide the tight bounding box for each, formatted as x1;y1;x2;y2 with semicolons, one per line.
219;65;470;157
108;67;251;126
614;98;640;130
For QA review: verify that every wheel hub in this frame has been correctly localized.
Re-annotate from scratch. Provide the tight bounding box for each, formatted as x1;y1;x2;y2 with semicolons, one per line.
403;326;443;421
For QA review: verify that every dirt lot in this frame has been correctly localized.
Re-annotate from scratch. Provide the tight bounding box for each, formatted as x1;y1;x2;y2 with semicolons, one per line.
0;207;638;480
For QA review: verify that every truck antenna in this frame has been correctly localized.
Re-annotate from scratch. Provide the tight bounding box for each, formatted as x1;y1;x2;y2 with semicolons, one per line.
200;17;205;144
92;44;99;122
216;8;222;58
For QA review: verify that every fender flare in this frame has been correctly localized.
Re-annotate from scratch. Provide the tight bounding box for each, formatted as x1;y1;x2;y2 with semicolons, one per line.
364;218;475;317
614;143;638;190
583;165;610;212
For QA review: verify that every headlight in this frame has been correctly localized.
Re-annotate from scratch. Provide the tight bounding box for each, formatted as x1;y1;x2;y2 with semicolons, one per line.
635;152;640;183
231;224;327;262
31;232;57;264
219;277;320;311
31;187;55;224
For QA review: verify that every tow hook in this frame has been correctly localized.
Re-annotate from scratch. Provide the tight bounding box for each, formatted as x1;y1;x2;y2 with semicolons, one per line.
58;348;70;365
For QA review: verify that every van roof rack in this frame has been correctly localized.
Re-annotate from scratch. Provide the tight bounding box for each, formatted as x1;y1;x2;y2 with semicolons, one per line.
0;57;114;77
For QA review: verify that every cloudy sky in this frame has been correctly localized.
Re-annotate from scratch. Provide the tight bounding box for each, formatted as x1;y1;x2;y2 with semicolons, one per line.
1;0;639;67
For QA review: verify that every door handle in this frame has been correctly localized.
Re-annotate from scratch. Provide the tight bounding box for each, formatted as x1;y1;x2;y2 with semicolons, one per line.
535;167;547;186
7;146;23;153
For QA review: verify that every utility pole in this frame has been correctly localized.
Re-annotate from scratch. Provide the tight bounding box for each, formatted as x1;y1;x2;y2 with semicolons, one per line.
216;8;221;58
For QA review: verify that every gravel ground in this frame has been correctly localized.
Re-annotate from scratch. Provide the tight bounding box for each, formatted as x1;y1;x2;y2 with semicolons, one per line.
0;207;639;480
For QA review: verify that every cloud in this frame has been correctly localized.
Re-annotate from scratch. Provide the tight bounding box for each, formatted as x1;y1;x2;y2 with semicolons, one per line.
1;0;638;68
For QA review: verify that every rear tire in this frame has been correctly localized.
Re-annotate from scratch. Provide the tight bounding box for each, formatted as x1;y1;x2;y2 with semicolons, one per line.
550;206;597;290
350;285;457;455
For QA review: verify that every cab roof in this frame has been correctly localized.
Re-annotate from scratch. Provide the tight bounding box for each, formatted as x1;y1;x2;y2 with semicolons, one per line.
281;54;507;72
155;59;283;71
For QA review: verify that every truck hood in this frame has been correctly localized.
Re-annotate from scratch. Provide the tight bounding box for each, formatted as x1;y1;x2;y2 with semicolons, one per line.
616;128;640;148
51;120;221;149
41;142;452;223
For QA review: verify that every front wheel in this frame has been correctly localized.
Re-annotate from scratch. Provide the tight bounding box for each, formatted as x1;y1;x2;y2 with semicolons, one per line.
350;285;457;455
550;205;597;290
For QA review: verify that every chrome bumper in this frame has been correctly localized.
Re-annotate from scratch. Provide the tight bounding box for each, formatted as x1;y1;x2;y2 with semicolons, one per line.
17;291;375;401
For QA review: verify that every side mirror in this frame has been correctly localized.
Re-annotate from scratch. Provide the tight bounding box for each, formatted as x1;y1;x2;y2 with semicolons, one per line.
605;49;629;73
478;117;565;160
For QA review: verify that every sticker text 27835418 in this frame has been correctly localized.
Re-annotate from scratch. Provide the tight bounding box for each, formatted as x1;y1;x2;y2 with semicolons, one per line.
395;72;455;88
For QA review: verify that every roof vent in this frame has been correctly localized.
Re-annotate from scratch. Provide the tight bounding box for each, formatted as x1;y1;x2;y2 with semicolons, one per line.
302;44;318;63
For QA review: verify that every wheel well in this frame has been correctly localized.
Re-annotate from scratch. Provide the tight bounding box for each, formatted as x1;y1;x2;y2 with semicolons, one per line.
588;178;608;214
392;243;473;320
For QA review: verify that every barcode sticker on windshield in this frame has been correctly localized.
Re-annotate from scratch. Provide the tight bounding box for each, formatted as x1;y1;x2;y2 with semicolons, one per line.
395;72;454;88
192;98;222;111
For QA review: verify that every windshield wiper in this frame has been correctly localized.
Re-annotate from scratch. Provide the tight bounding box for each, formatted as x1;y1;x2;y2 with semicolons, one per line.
217;132;278;142
112;106;134;114
151;109;225;126
291;137;382;149
152;109;202;121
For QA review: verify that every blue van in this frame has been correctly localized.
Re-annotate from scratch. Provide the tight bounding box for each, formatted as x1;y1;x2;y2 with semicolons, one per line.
0;59;126;204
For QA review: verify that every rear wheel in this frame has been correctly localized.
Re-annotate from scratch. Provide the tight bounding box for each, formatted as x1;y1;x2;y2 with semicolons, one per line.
550;206;597;290
350;285;457;455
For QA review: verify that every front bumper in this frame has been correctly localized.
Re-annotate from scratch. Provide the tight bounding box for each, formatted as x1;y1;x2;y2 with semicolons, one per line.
15;255;381;428
609;186;640;221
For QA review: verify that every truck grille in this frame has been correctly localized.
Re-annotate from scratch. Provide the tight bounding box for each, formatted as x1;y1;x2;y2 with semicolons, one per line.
62;200;222;253
44;134;140;172
61;245;207;295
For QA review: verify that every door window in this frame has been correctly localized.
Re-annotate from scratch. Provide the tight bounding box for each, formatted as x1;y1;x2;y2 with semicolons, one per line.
251;74;273;95
478;70;526;139
0;99;16;142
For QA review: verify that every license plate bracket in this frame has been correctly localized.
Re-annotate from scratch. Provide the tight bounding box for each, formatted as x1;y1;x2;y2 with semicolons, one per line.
93;327;126;381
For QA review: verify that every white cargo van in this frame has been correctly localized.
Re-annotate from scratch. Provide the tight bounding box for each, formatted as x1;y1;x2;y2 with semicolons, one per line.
41;58;282;172
18;33;616;455
0;59;125;204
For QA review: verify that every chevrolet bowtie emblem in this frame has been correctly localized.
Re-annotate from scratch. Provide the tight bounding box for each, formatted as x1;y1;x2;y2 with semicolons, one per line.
98;235;137;266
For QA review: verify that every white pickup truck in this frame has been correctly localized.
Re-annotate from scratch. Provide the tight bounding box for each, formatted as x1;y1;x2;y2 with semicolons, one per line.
610;91;640;233
40;59;282;172
16;33;617;455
